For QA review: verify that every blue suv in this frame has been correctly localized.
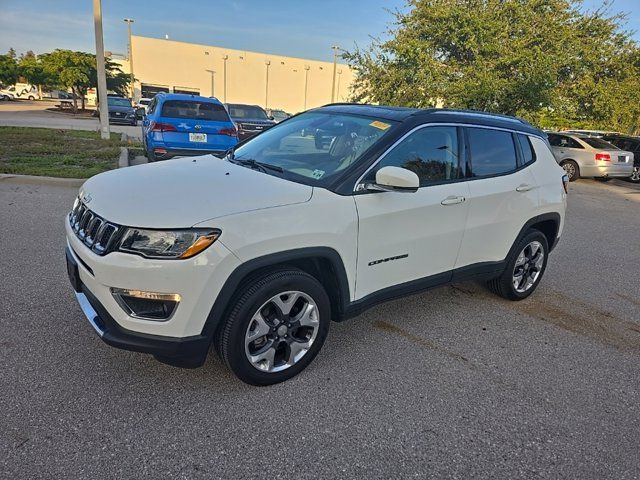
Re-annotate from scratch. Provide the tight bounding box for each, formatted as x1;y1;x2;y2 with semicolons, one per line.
142;94;238;161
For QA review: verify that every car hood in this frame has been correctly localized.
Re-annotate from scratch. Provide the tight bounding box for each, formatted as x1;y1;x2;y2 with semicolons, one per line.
79;156;313;228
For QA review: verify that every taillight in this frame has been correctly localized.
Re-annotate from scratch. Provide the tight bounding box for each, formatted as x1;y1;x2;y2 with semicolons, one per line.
562;174;569;194
595;152;611;161
150;121;177;132
219;127;238;137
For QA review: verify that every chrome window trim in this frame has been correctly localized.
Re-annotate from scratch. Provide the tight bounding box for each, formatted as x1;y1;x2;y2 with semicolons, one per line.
353;122;544;192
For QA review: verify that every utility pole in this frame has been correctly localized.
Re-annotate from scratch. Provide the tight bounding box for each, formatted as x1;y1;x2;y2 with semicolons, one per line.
303;65;310;110
123;18;135;99
222;54;228;103
330;45;340;103
205;69;215;97
93;0;110;139
264;60;271;109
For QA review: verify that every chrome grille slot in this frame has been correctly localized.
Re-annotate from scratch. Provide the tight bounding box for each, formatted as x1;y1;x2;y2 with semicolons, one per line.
68;197;121;256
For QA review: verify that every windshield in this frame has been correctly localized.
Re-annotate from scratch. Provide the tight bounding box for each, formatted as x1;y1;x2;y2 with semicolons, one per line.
139;99;151;105
231;111;397;185
107;97;132;108
272;111;289;121
581;137;619;150
228;105;269;120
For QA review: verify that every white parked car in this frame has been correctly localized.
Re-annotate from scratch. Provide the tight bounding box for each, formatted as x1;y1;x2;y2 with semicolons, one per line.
136;97;152;114
65;105;567;385
0;84;39;100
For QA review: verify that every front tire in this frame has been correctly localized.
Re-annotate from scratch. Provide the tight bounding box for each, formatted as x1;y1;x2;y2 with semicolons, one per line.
561;160;579;181
487;230;549;301
215;269;330;385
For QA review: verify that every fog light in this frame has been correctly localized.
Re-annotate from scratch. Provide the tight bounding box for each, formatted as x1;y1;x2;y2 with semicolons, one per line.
111;288;180;321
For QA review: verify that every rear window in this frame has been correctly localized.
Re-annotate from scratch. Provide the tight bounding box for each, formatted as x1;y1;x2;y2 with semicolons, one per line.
161;100;229;121
581;137;619;150
517;134;536;166
227;105;269;120
468;128;518;177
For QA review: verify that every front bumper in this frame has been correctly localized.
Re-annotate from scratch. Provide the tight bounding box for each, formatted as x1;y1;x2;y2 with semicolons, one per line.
71;266;210;368
65;217;241;365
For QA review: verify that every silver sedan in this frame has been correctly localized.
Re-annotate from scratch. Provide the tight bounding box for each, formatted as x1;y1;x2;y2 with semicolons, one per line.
547;132;634;182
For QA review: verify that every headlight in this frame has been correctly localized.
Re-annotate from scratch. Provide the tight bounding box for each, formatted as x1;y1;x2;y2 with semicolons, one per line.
118;228;221;259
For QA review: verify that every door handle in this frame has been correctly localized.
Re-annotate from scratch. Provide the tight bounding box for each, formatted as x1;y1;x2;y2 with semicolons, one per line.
441;195;466;206
516;184;535;192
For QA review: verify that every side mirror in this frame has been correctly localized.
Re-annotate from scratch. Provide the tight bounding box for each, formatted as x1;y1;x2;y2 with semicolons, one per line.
366;166;419;193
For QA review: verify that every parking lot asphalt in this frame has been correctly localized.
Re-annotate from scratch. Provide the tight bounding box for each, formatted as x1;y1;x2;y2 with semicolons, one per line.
0;100;142;139
1;176;639;479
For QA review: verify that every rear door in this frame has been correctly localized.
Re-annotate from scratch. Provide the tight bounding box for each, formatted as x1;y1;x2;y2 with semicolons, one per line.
159;100;237;151
455;127;539;268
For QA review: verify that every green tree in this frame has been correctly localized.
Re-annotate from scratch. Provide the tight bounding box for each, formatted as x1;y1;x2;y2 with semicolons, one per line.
39;50;128;112
0;50;19;86
18;53;52;98
345;0;640;133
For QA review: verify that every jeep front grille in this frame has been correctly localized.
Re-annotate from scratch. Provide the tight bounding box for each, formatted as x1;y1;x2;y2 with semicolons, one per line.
69;198;121;255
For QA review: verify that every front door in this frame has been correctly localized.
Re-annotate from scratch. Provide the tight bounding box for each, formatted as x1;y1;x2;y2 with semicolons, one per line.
354;125;470;300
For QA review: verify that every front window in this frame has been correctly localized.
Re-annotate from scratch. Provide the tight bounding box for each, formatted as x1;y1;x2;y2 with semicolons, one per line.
228;105;269;120
370;126;461;186
231;112;398;185
107;97;132;108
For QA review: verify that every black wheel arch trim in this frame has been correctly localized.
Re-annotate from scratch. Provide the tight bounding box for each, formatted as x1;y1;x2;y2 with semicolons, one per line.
200;247;352;339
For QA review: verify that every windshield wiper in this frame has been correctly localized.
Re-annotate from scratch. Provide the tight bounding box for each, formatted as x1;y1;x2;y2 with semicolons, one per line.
231;158;284;174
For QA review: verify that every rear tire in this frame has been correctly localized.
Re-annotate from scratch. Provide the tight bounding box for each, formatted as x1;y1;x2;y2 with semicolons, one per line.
487;230;549;301
561;160;579;181
146;148;158;162
627;167;640;183
215;268;330;386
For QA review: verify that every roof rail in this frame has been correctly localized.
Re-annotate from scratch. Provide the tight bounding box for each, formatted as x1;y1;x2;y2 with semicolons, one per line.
425;108;531;126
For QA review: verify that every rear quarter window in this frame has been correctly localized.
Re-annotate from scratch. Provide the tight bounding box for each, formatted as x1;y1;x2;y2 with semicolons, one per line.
517;134;536;166
468;127;518;177
161;100;230;121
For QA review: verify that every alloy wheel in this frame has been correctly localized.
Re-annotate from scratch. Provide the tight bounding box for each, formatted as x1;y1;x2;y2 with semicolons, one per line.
562;163;575;180
512;241;545;293
244;291;319;373
630;167;640;183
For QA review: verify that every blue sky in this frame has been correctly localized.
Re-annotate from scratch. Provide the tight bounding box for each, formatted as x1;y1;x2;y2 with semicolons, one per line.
0;0;637;61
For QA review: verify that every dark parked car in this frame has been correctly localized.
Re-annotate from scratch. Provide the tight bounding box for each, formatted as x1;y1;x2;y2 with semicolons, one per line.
601;134;640;183
101;96;137;126
225;104;276;140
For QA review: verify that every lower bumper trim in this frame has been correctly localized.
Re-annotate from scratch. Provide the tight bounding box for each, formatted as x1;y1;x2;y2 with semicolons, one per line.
74;283;211;368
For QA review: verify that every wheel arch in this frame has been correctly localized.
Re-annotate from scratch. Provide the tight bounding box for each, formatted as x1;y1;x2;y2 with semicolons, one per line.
201;247;351;340
514;213;561;255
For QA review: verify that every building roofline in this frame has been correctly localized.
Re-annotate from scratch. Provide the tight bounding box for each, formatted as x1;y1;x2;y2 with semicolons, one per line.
131;35;352;68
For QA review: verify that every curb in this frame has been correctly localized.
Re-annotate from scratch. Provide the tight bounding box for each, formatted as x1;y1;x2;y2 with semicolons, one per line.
0;174;85;187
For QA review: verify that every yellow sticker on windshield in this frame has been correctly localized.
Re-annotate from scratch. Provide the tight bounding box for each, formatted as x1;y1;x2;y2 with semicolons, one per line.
369;120;391;130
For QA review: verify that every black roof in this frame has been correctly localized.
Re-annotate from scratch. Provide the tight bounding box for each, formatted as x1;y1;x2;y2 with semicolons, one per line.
317;103;542;136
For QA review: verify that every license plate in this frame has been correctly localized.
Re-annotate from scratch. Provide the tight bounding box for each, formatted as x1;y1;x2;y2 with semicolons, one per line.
66;248;82;292
189;133;207;143
618;156;627;163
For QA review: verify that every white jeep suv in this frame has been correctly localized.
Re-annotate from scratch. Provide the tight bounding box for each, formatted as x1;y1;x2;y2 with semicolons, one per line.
65;105;567;385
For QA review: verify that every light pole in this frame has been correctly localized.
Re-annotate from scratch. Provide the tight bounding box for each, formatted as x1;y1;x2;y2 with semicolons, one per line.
222;54;228;102
123;18;135;99
336;69;343;101
264;60;271;109
330;45;340;103
93;0;110;139
205;69;215;97
303;65;310;110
